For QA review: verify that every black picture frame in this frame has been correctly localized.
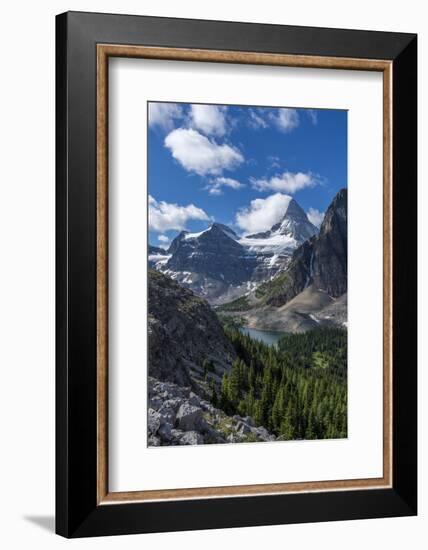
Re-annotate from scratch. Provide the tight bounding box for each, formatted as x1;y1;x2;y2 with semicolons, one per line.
56;11;417;538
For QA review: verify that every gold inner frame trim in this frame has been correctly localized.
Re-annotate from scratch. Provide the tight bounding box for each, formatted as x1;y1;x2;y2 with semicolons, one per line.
96;44;393;505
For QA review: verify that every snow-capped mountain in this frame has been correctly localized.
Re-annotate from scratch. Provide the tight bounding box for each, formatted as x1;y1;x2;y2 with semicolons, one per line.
243;198;318;248
150;198;319;303
239;198;318;280
165;223;257;286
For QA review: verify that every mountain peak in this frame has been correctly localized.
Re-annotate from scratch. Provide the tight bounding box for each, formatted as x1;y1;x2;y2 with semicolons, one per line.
244;197;318;245
267;197;318;241
210;223;238;240
283;198;308;221
319;188;347;236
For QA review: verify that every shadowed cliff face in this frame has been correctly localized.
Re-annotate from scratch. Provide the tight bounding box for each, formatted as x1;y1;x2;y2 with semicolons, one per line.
262;188;347;307
311;188;347;297
148;269;236;395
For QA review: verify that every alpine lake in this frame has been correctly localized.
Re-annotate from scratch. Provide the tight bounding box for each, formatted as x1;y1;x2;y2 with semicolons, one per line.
238;326;285;347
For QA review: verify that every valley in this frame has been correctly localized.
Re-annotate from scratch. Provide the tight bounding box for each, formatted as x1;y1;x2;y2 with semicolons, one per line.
147;189;348;446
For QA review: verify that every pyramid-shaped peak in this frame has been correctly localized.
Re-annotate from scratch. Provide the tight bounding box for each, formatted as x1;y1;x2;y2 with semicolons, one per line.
283;198;308;221
269;197;318;241
210;223;238;239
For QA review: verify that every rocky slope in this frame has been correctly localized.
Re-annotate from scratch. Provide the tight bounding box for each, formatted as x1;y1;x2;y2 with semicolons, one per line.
148;378;275;446
148;269;236;396
219;286;347;333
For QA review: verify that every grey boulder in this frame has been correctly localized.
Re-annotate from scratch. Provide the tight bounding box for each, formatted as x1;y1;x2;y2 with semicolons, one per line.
148;408;161;434
175;403;204;431
180;431;204;445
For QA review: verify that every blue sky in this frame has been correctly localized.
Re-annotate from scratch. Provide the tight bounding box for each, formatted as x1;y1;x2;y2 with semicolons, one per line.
148;102;347;248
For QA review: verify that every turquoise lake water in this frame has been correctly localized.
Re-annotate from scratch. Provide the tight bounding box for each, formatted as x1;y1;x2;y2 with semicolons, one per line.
239;327;285;347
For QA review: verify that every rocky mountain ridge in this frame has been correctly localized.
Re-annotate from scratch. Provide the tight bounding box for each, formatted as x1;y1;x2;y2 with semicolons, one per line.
150;197;319;303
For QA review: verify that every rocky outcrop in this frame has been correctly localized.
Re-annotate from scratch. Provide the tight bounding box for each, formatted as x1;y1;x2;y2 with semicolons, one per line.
148;378;276;446
148;269;236;396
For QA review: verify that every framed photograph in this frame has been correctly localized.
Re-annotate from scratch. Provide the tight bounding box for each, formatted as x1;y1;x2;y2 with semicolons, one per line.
56;11;417;538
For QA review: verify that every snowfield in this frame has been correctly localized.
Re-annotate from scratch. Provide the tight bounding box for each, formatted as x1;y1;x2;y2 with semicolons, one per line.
238;233;297;255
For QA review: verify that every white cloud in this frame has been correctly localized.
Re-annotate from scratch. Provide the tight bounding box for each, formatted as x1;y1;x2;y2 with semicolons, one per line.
148;102;183;131
148;195;210;232
157;234;170;244
307;207;324;228
245;107;300;133
307;109;318;125
236;193;293;234
269;108;300;133
190;104;227;136
207;177;244;196
164;128;244;176
251;171;316;193
251;171;318;193
248;109;268;129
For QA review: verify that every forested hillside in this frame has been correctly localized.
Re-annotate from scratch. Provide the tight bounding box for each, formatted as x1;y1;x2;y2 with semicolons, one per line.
219;327;347;440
